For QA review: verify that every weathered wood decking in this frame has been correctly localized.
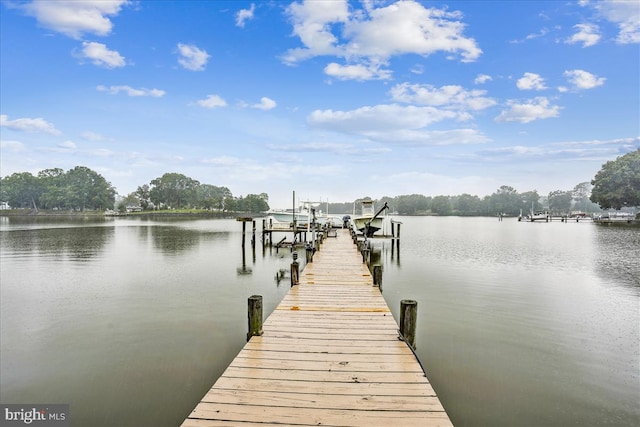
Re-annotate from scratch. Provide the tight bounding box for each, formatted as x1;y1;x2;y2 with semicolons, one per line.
182;229;452;426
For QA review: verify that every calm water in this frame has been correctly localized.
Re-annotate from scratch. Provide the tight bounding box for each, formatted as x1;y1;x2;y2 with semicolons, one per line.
1;216;638;426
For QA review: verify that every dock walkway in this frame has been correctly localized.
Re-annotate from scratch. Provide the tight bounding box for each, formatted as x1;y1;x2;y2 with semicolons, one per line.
182;229;452;426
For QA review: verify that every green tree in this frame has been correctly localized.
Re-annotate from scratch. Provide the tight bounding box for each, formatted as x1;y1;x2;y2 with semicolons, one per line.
572;182;601;213
590;149;640;209
395;194;431;214
136;185;151;210
453;193;483;215
0;172;43;209
38;168;67;209
520;190;541;214
431;195;452;215
487;186;522;216
236;194;269;213
548;190;572;215
195;184;232;210
65;166;116;210
149;173;200;209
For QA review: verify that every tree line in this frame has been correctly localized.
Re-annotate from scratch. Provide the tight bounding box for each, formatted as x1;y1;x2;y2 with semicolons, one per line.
329;149;639;215
1;149;637;215
0;169;269;213
326;182;600;217
119;172;269;213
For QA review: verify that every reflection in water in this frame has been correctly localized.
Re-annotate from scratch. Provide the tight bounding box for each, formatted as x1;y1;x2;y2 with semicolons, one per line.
237;245;253;275
0;218;292;427
150;227;204;254
379;217;639;427
593;226;640;289
3;227;110;260
1;217;637;427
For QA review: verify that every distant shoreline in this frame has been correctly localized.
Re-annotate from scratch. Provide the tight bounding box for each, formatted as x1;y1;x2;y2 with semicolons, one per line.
1;209;637;225
0;209;250;219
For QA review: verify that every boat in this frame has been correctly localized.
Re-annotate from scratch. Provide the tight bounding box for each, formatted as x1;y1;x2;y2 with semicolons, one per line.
530;211;549;222
268;201;341;228
351;200;388;237
268;209;305;225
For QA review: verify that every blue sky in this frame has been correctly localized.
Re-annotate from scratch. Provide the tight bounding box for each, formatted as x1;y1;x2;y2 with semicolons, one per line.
1;0;638;208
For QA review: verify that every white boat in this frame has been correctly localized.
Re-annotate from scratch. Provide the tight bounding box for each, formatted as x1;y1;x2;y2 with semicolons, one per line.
268;201;341;227
530;211;549;222
352;200;387;237
268;209;305;225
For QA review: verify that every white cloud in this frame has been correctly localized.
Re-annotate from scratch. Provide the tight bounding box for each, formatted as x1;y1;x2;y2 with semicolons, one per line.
251;97;277;111
474;74;492;84
389;83;496;111
517;72;547;90
306;103;485;145
283;0;481;80
196;95;227;109
593;0;640;44
566;23;601;47
0;140;25;152
236;3;255;28
177;43;210;71
495;97;561;123
81;131;107;141
324;62;392;81
79;41;126;68
410;64;425;75
342;1;481;61
96;85;165;97
365;128;490;145
509;28;550;44
267;142;390;156
564;69;606;89
20;0;128;39
308;104;461;134
0;114;61;135
57;140;77;150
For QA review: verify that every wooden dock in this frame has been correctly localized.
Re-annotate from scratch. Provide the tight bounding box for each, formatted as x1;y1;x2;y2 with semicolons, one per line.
181;229;452;426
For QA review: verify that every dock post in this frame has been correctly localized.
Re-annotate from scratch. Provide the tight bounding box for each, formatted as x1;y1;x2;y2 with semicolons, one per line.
362;241;370;264
242;220;246;248
305;243;313;263
247;295;263;341
373;265;382;290
251;220;256;248
291;252;299;286
399;300;417;350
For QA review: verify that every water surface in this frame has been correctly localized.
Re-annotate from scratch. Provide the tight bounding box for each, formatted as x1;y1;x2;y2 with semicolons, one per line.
1;216;638;426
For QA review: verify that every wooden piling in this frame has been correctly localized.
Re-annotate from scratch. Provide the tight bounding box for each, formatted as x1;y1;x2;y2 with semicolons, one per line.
373;264;383;290
291;253;299;287
362;246;370;264
246;295;263;341
251;220;256;248
399;299;417;350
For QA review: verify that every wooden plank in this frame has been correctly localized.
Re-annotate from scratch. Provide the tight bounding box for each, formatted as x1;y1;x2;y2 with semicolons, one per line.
209;376;436;397
216;366;429;382
186;403;451;427
199;389;446;411
181;229;453;427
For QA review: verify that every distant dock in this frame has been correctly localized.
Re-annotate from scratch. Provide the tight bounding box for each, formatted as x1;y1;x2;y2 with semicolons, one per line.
181;228;452;426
